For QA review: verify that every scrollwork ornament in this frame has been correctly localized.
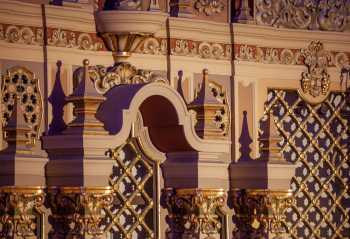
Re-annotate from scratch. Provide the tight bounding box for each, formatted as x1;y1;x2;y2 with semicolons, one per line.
194;0;225;16
48;187;113;238
298;41;331;104
256;0;350;32
0;187;44;238
232;189;293;239
163;188;226;239
74;62;168;94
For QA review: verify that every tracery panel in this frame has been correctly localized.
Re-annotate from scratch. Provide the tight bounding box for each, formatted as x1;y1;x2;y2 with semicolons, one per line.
263;89;350;239
104;138;158;239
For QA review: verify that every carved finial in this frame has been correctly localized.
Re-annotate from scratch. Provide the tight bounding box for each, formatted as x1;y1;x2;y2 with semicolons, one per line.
239;111;253;161
83;59;89;66
259;110;283;162
4;96;31;152
64;59;107;135
188;69;228;139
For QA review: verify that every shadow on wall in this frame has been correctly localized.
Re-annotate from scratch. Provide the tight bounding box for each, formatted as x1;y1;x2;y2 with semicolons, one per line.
47;61;67;135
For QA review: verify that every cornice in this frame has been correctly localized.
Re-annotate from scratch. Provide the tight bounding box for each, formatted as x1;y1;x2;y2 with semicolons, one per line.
45;4;96;33
233;23;350;52
167;17;231;44
0;0;42;27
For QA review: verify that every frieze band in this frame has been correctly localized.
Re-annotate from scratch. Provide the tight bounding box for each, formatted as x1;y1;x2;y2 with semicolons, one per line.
1;22;350;67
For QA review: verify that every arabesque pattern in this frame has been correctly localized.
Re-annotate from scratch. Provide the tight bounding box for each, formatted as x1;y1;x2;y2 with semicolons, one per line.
105;139;156;239
264;90;350;239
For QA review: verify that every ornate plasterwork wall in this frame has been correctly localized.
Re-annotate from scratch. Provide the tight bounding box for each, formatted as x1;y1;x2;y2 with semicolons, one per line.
0;0;349;238
255;0;350;32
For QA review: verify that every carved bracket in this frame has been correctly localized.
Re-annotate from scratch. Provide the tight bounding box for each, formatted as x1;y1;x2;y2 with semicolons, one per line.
232;189;293;239
0;187;44;238
48;187;113;238
163;188;226;239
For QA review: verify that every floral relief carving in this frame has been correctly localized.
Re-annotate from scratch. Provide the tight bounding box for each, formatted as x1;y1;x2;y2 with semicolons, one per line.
48;187;113;238
232;190;293;238
194;0;225;16
75;62;168;94
256;0;350;32
0;187;44;238
0;24;43;45
0;23;105;51
163;188;226;239
234;44;350;67
48;28;105;51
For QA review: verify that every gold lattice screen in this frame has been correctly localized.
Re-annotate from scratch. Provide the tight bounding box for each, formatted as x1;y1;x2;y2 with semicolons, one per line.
264;90;350;239
103;139;157;239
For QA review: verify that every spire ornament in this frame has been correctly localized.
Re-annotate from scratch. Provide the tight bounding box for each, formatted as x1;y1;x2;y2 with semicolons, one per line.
188;69;229;139
64;59;107;135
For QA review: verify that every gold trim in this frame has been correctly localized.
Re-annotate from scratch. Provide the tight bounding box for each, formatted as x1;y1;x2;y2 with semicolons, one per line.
0;186;44;194
176;188;226;196
47;186;112;194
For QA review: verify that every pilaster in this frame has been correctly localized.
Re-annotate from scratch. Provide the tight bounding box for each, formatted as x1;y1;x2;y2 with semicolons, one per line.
230;111;296;238
0;95;47;238
42;59;114;238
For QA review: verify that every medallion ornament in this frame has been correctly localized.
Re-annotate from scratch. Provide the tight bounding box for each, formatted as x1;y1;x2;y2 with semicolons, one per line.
298;41;331;104
163;188;226;239
1;66;43;145
48;187;113;238
0;187;44;238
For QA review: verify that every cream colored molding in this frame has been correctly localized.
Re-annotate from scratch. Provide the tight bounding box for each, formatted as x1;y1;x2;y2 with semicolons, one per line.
0;0;42;27
0;41;43;62
167;17;231;43
95;10;168;35
46;46;113;65
171;55;232;75
134;113;166;163
45;4;96;33
233;23;350;52
124;53;168;72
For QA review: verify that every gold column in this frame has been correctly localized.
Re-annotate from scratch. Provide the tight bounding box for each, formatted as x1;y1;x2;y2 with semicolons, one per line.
47;187;113;239
163;188;226;239
0;186;44;239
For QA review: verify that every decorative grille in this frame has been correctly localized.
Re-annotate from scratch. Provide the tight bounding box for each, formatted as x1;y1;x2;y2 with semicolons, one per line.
263;89;350;239
104;139;157;239
1;66;42;144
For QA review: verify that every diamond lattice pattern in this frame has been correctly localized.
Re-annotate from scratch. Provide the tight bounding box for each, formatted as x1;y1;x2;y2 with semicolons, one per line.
104;140;155;239
264;90;350;239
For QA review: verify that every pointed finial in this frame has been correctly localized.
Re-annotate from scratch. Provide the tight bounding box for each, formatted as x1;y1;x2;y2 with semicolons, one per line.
64;59;107;135
187;68;227;139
